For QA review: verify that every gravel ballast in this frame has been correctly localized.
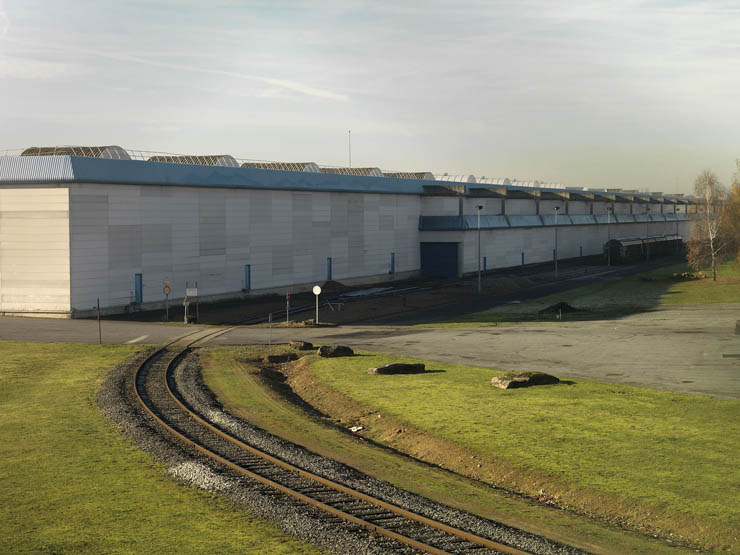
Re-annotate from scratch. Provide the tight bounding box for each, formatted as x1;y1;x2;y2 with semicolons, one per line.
99;348;588;555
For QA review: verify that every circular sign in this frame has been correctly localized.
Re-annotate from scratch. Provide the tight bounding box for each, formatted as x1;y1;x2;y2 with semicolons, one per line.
163;277;171;287
163;285;171;296
312;285;322;295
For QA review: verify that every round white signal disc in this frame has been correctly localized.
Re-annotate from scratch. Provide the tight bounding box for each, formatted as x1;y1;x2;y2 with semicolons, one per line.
312;285;322;295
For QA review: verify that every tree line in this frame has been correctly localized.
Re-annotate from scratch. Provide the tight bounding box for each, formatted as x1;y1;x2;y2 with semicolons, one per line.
687;161;740;280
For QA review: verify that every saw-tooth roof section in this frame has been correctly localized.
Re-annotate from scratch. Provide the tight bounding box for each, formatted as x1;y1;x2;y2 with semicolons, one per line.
382;171;435;180
21;145;130;160
434;174;477;183
241;161;320;172
319;167;383;177
148;154;239;167
476;177;511;185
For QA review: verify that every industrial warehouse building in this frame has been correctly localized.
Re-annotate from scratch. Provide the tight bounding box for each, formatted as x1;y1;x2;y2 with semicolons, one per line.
0;147;696;317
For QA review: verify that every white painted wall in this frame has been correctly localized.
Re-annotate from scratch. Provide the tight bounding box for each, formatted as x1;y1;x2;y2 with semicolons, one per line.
0;186;70;314
69;184;420;312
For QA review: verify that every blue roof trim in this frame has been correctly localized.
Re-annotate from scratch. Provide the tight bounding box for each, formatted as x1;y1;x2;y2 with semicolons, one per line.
68;157;427;195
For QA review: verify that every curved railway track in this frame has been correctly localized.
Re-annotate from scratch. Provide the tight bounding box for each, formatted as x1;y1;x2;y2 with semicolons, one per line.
132;330;532;554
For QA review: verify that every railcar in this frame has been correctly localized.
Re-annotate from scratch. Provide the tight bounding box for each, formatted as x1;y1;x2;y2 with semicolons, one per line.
604;234;682;264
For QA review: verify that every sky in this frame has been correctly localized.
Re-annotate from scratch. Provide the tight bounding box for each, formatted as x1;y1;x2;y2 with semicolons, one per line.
1;0;739;194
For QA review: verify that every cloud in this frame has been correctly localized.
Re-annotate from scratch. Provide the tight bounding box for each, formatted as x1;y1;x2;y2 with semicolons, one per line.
0;0;8;37
1;36;348;102
0;56;80;80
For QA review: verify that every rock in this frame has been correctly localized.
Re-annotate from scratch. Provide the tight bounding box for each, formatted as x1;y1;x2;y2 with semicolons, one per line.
263;352;299;364
368;363;426;375
289;340;314;350
317;345;354;357
491;371;559;389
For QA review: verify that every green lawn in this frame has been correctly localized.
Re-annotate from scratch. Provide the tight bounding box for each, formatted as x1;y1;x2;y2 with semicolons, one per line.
426;261;740;326
0;341;319;555
203;346;696;555
308;351;740;552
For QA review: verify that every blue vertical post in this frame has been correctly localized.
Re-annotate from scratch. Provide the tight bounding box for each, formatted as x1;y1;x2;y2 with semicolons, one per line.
244;264;251;291
521;252;525;265
327;257;332;281
390;252;395;274
134;273;143;304
483;256;487;272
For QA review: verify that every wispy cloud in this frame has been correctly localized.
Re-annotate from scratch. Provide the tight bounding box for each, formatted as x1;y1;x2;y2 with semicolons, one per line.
1;36;348;102
0;55;81;80
0;0;8;37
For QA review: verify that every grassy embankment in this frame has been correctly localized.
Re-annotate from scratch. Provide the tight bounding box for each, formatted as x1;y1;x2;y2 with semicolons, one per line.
423;261;740;326
203;346;702;555
305;351;740;552
0;341;319;554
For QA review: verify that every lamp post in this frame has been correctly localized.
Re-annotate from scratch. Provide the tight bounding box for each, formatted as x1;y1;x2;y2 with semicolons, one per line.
645;206;651;262
554;206;560;279
477;205;483;295
607;206;613;266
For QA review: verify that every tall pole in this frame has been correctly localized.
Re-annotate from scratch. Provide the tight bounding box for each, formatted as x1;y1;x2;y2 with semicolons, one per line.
554;206;559;279
348;129;351;168
477;205;483;295
607;207;612;266
645;206;650;262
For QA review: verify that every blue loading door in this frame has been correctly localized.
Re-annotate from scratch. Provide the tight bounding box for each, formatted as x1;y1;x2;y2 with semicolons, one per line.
420;242;459;278
134;273;143;303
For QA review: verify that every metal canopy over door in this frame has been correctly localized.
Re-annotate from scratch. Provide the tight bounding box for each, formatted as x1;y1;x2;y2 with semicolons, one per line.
420;242;460;277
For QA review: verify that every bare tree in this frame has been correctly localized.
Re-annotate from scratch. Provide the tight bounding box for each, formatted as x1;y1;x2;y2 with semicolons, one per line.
687;170;729;281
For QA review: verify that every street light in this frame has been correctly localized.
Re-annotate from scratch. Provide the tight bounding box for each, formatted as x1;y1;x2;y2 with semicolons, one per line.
554;206;560;279
607;206;613;266
477;205;483;295
645;205;651;262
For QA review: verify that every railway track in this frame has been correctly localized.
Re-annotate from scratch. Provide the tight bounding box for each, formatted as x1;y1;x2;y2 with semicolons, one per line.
132;330;531;554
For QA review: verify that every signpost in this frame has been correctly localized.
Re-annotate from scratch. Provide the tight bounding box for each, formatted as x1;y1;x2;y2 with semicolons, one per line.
162;277;171;321
183;296;190;323
186;285;198;322
312;285;321;325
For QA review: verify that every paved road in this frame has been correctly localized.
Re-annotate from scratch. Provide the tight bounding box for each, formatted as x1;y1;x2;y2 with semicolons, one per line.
1;304;739;399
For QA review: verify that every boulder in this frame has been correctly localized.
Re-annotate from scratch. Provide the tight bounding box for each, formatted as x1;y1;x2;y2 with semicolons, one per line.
263;352;299;364
289;340;314;350
491;371;559;389
368;363;426;375
317;345;354;357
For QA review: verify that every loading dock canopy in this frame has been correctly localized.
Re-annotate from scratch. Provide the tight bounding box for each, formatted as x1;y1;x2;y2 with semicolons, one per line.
419;212;683;231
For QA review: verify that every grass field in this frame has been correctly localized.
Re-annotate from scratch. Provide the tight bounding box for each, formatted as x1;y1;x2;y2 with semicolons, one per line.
203;345;697;555
0;341;318;554
303;350;740;552
425;261;740;326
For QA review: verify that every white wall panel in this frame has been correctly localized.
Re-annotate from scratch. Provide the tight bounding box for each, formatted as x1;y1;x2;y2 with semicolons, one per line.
0;186;70;313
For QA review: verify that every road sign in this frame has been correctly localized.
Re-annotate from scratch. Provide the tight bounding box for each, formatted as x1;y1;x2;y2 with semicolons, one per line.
312;285;322;295
163;285;171;296
162;277;171;287
186;287;198;297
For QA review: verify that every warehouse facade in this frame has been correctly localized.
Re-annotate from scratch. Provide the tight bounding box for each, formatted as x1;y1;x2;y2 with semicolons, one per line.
0;150;695;317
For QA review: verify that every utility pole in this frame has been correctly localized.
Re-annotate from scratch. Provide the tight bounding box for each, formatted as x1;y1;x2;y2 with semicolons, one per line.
554;206;560;279
476;205;483;295
348;129;351;168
